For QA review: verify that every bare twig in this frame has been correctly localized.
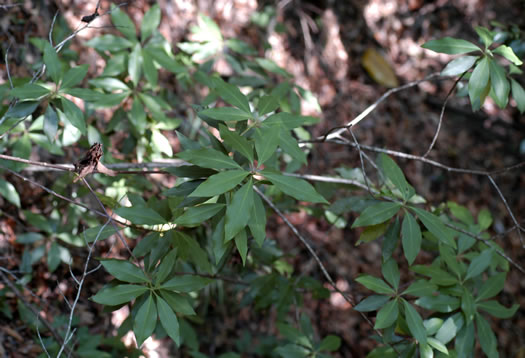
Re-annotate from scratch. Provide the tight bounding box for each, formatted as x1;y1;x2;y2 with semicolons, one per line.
5;42;13;89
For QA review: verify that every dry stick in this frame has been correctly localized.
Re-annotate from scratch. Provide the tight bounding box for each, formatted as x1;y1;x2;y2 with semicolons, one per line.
57;219;111;358
0;270;74;357
347;126;374;197
422;72;466;158
5;42;13;89
487;175;525;246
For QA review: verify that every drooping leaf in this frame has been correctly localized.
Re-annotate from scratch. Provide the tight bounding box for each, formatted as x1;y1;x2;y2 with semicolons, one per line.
401;211;421;265
468;57;490;110
403;299;427;345
489;58;510;108
249;193;266;246
475;314;498;358
134;293;157;346
234;229;248;265
0;179;21;207
156;296;180;346
43;105;58;142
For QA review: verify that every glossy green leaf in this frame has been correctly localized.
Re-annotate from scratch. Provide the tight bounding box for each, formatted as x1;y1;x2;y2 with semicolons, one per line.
175;203;225;226
0;179;20;207
374;299;398;329
381;258;400;292
352;202;401;228
159;290;196;316
465;248;493;280
134;293;157;346
415;294;460;313
100;259;149;283
141;5;161;40
86;34;133;51
89;77;130;91
91;284;148;305
213;78;251;113
377;154;415;200
225;179;254;241
468;57;490;110
441;56;478;77
190;170;249;197
254;126;280;165
161;275;213;292
111;6;137;42
115;206;166;225
401;212;421;265
234;229;248;265
61;97;86;135
435;313;464;344
43;105;58;142
489;59;510;108
319;335;341;352
156;296;180;346
354;295;390;312
403;300;427;345
219;124;254;161
151;129;173;156
476;272;506;301
356;274;395;295
257;95;279;115
177;148;242;169
261;170;328;204
423;317;443;336
10;84;50;100
476;314;498;358
61;64;89;89
419;343;432;358
476;300;519;318
493;44;523;65
511;78;525;113
410;207;456;248
422;37;481;54
249;193;266;246
401;280;438;297
44;42;61;83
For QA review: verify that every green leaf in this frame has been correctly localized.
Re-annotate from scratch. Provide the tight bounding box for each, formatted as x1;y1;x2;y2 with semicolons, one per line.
177;148;242;169
82;225;119;243
411;265;458;286
489;58;510;108
88;77;130;92
0;179;20;207
43;105;58;142
355;274;395;295
175;203;225;226
161;275;213;292
5;101;39;119
234;229;248;265
423;317;444;336
219;124;254;161
43;42;61;83
319;335;341;352
91;284;148;305
475;26;494;48
262;112;319;129
254;126;280;165
410;207;456;248
468;57;490;110
170;231;212;273
279;130;307;164
465;248;494;280
422;37;481;54
145;47;185;73
419;343;432;358
476;300;519;318
156;296;180;346
190;170;249;197
447;201;474;225
374;299;398;329
476;272;506;301
61;97;86;135
401;280;438;297
100;259;149;283
141;5;161;40
154;248;177;284
493;45;523;66
441;56;478;77
261;170;328;204
86;34;133;51
225;179;254;241
415;295;460;313
130;95;147;134
142;48;158;87
129;43;143;87
159;290;196;316
111;6;137;42
199;107;253;122
151;129;173;156
10;84;50;100
377;154;415;200
46;241;61;272
456;321;475;357
255;57;291;77
354;295;390;312
511;78;525;113
249;193;266;246
61;64;89;89
352;202;401;228
114;206;166;225
403;300;427;345
213;78;251;113
257;95;279;115
134;293;157;347
461;288;476;322
401;212;421;265
435;313;464;344
475;314;498;358
381;258;400;292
